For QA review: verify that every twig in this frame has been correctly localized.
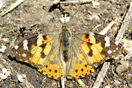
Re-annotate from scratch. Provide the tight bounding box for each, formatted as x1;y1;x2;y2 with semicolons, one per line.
93;24;101;30
99;21;115;35
77;79;87;88
115;2;132;42
60;0;93;4
0;33;9;42
124;52;132;60
1;0;25;16
92;62;110;88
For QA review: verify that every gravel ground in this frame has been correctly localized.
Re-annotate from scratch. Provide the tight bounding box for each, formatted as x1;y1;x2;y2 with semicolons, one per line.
0;0;132;88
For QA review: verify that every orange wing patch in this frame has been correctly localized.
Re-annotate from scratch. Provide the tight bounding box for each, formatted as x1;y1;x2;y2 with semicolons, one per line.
81;42;105;64
37;35;51;46
29;35;52;66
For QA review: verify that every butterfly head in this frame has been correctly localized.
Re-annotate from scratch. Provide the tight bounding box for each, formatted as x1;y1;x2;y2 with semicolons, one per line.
59;12;70;23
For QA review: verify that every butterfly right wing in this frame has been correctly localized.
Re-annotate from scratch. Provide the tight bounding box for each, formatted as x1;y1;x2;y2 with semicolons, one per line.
66;33;123;79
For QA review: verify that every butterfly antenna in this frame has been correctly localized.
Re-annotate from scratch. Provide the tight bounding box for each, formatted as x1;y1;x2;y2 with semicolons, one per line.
71;5;82;22
43;5;59;32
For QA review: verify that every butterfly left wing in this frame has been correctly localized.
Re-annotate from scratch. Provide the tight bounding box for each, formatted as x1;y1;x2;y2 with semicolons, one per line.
66;33;123;79
11;34;65;79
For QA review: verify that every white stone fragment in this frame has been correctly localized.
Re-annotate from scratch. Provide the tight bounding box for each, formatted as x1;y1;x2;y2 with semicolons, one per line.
23;40;28;50
17;74;23;82
0;45;7;53
22;53;26;57
105;37;110;47
115;41;119;45
105;85;110;88
0;73;7;80
16;51;18;54
17;74;26;83
18;54;21;56
2;68;7;74
92;1;100;7
0;68;11;80
6;71;11;76
2;75;7;79
114;80;121;85
0;73;3;78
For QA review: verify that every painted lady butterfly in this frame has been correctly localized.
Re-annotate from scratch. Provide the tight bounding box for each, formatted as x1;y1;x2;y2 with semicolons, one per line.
10;13;123;87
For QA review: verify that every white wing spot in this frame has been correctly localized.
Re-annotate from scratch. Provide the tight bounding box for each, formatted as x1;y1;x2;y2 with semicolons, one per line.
23;40;28;50
22;53;26;57
116;47;118;50
113;50;116;52
14;45;19;50
107;50;112;54
16;51;18;54
105;37;110;47
18;54;21;56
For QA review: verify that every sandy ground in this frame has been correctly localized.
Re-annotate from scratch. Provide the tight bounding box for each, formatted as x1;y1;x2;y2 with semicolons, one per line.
0;0;132;88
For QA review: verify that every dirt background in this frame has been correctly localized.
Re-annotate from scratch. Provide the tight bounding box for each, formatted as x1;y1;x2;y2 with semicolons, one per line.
0;0;132;88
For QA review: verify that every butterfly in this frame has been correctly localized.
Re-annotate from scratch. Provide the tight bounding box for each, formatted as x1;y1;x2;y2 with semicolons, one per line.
10;13;123;87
